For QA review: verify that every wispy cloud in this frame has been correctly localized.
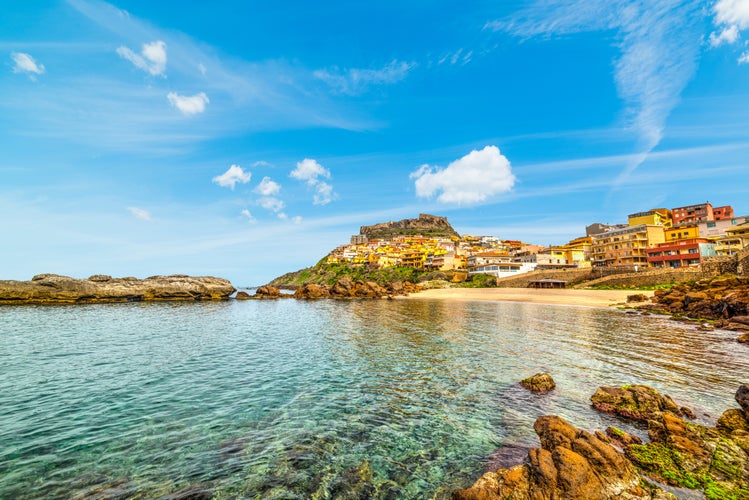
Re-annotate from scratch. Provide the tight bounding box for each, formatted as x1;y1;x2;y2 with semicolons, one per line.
167;91;209;115
740;51;749;64
117;40;167;76
127;206;152;221
240;209;256;223
313;60;415;95
212;165;251;189
11;52;45;78
253;176;281;196
410;145;515;204
488;0;702;186
290;158;336;205
258;196;285;213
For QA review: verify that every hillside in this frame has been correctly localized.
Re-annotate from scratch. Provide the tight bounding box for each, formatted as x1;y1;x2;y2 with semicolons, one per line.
269;259;429;288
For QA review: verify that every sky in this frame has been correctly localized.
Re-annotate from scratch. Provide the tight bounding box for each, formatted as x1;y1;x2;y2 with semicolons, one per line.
2;0;749;286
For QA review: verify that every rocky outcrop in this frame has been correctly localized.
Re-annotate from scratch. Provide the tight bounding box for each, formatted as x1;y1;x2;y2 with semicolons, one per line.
359;213;459;240
293;278;421;299
644;277;749;333
0;274;235;304
453;384;749;500
452;415;669;499
519;373;556;393
254;285;281;299
590;385;688;421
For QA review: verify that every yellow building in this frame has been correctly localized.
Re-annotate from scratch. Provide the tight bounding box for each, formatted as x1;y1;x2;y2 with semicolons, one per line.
591;224;666;267
665;224;700;242
725;222;749;249
628;208;672;228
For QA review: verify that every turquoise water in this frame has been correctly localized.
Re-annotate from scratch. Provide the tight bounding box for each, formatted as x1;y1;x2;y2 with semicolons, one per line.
1;298;746;499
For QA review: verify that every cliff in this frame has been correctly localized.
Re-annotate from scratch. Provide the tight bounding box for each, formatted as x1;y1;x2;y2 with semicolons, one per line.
359;213;458;240
0;274;236;304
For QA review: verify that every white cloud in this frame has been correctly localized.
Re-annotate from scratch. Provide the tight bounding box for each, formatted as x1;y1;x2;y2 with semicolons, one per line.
240;209;256;223
292;216;303;224
709;25;740;46
277;212;288;220
258;197;285;213
254;176;281;196
290;158;330;184
116;40;167;76
167;92;209;115
489;1;701;185
313;181;335;206
714;0;749;30
410;146;515;204
127;206;152;221
198;63;207;75
313;60;416;95
290;158;336;205
11;52;45;76
740;51;749;64
212;165;251;189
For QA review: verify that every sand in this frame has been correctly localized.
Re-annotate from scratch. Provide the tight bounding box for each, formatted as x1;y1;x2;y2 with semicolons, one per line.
402;287;652;308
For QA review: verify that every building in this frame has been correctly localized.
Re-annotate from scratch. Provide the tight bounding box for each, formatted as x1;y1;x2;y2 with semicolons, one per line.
725;222;749;249
646;239;717;268
590;224;666;268
628;209;672;228
698;215;749;239
350;234;368;245
664;224;700;242
586;222;628;236
671;202;714;225
713;205;735;220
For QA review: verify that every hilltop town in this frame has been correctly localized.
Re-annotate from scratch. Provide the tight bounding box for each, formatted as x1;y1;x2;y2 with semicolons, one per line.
274;203;749;287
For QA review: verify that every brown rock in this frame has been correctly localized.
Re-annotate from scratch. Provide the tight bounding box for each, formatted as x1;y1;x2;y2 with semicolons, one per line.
235;291;252;300
590;385;684;421
452;416;659;500
605;426;642;446
739;333;749;344
254;285;281;298
0;274;235;304
736;383;749;413
717;409;749;435
519;373;556;393
293;283;330;299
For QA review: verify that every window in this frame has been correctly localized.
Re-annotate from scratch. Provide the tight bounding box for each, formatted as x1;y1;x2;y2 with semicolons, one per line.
707;221;716;228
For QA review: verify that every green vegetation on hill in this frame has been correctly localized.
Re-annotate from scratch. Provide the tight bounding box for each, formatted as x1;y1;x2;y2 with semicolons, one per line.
269;260;428;287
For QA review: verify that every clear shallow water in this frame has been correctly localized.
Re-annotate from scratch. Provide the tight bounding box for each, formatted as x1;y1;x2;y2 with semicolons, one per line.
1;299;746;499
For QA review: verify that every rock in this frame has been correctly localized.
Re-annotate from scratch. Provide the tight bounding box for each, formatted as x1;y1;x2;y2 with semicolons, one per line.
254;285;280;298
235;291;252;300
732;316;749;326
680;406;696;419
627;293;649;303
717;409;749;434
739;333;749;344
452;416;664;500
329;460;375;499
293;283;331;299
88;275;112;282
590;385;685;421
736;384;749;413
0;275;235;304
605;426;642;447
519;373;556;393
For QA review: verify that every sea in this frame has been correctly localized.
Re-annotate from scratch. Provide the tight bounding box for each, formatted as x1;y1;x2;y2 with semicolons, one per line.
1;296;746;499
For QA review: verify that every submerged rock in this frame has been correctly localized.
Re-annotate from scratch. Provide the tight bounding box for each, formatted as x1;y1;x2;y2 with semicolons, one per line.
0;274;235;305
156;485;212;500
519;373;556;393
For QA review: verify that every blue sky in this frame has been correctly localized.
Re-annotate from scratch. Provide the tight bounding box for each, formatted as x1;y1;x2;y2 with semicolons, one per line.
2;0;749;285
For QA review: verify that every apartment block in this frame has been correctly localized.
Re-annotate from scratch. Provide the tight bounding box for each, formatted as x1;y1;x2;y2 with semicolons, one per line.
646;239;716;268
590;224;665;268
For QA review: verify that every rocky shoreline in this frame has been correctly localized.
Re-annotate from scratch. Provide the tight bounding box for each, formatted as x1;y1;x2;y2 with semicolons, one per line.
637;276;749;342
453;383;749;500
0;274;236;304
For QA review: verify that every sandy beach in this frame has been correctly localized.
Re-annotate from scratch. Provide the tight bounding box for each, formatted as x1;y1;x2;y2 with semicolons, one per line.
404;287;652;308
